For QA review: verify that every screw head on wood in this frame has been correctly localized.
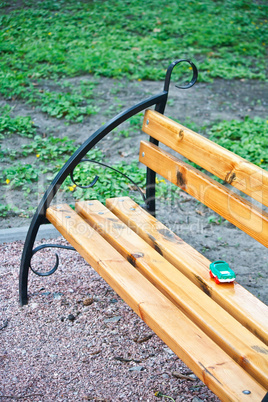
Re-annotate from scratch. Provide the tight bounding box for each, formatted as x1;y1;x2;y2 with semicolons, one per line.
142;152;145;157
146;119;149;125
242;390;251;395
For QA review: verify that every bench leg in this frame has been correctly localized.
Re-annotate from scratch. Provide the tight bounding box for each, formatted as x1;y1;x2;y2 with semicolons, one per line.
19;212;76;305
19;214;41;305
262;393;268;402
145;100;167;216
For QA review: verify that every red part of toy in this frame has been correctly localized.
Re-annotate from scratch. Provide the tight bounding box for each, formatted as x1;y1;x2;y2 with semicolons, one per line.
215;276;221;284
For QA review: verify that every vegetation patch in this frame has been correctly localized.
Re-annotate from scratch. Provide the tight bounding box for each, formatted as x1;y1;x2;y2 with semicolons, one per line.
0;105;36;139
209;117;268;170
0;0;267;105
0;1;267;219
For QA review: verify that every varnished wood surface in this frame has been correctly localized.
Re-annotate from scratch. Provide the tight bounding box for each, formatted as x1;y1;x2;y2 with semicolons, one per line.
76;200;268;388
142;109;268;208
139;141;268;248
107;197;268;346
46;203;266;401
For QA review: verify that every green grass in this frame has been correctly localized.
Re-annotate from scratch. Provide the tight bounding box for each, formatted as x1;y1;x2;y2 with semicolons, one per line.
0;105;36;139
21;135;77;160
209;117;268;170
0;0;267;101
0;0;266;122
65;160;147;204
0;0;267;217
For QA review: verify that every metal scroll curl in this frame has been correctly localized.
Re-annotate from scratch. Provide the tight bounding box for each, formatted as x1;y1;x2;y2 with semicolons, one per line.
70;159;147;204
30;244;76;277
164;59;198;92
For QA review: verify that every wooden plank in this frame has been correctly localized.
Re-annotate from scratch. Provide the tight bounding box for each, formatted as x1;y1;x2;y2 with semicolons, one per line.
139;140;268;248
142;109;268;208
46;204;267;401
107;197;268;346
76;200;268;388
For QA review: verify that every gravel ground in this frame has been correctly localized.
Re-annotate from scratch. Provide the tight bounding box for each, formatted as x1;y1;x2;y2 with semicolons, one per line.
0;238;220;402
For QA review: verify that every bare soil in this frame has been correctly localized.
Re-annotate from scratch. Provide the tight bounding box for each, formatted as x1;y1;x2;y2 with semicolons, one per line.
0;77;267;401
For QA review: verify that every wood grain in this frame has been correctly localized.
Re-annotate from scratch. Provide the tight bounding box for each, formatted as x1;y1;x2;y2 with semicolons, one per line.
106;196;268;346
46;204;267;401
76;200;268;388
142;109;268;208
139;140;268;248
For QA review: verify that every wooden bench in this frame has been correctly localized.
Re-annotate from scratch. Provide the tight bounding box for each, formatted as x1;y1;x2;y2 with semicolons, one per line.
19;60;268;401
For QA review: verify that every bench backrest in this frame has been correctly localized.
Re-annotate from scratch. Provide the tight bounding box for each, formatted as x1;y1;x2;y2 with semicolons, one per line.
140;109;268;248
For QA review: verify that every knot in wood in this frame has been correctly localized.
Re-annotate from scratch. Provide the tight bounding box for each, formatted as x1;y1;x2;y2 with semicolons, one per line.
225;171;236;184
178;129;184;140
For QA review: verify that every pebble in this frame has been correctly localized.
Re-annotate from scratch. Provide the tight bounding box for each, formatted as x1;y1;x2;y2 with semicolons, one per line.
189;374;198;380
68;314;76;322
42;291;51;296
192;397;204;402
104;316;121;323
53;292;63;300
163;346;174;355
110;298;118;304
83;297;94;306
129;366;145;372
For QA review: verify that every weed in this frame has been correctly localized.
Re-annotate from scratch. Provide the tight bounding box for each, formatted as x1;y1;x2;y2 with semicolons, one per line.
1;163;40;190
0;106;36;139
0;203;20;217
0;0;266;108
209;117;268;170
21;135;77;160
208;215;223;225
0;147;18;160
36;80;99;122
0;0;267;219
64;160;146;204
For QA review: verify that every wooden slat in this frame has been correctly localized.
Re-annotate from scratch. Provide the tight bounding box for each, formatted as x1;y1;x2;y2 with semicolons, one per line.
46;204;267;401
76;200;268;388
143;109;268;207
139;140;268;248
107;197;268;346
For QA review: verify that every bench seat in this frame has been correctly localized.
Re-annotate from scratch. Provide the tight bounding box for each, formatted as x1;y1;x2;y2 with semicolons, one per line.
46;198;268;401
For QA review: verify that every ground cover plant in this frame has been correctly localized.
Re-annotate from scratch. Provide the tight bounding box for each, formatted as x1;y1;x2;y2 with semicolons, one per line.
0;105;36;139
0;0;267;90
0;0;267;220
209;117;268;170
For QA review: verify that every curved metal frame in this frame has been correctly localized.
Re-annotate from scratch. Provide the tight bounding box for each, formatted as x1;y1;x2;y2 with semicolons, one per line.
70;159;147;203
30;244;76;277
19;59;198;305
